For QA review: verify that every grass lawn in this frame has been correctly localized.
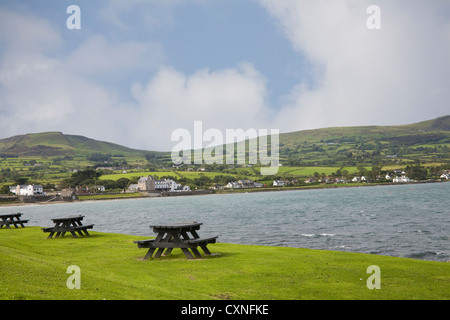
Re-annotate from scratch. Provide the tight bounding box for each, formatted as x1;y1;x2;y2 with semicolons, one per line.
0;227;448;300
77;193;143;200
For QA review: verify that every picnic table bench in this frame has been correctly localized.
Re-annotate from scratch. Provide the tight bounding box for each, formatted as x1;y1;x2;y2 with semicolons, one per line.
135;222;218;260
0;213;28;229
42;215;94;239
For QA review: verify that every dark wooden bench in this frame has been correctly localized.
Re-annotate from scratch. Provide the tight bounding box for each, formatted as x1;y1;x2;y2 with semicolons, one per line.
134;239;155;248
0;219;29;228
135;222;219;260
0;213;28;229
185;236;218;255
42;224;94;238
185;236;218;245
42;216;94;239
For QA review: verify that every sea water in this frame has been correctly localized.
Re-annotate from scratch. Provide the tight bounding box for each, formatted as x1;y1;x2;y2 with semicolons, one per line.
1;182;448;261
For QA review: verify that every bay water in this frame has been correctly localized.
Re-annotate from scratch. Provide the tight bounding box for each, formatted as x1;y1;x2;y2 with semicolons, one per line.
1;182;448;261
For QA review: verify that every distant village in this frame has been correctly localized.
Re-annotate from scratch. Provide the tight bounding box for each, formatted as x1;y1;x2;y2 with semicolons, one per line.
6;169;449;201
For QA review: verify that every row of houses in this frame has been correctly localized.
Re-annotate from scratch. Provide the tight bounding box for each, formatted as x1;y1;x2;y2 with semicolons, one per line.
352;174;412;183
223;179;264;189
131;176;190;192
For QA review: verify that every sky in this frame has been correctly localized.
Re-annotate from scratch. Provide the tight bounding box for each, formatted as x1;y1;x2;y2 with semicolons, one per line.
0;0;449;151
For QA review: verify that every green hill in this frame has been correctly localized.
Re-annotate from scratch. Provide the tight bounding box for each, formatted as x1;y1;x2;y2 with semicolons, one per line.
0;131;150;157
212;115;450;166
0;115;449;166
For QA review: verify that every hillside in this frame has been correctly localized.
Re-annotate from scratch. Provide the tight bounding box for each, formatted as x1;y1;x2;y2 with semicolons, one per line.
275;115;450;165
0;115;449;166
0;131;151;157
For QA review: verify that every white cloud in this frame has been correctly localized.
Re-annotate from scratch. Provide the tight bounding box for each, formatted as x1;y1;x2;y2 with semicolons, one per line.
0;7;161;147
258;0;450;131
129;62;272;150
65;34;165;77
2;2;449;152
0;6;272;151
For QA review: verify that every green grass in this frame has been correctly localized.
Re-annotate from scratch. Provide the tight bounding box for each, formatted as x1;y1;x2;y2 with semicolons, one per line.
0;228;448;300
77;193;143;200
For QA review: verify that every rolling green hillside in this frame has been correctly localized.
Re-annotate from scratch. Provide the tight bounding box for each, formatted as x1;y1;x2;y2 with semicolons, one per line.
275;115;450;166
0;116;449;174
0;131;150;157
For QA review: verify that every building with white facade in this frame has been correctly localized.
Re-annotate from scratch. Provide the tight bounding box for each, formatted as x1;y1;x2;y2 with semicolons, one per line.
10;185;44;196
393;175;411;183
137;176;188;192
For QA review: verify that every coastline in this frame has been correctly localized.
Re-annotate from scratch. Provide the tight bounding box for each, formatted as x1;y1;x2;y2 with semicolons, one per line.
1;179;447;208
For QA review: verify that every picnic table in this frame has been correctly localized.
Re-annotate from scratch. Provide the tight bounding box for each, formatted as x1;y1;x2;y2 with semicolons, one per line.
0;213;28;229
42;215;94;239
135;222;218;260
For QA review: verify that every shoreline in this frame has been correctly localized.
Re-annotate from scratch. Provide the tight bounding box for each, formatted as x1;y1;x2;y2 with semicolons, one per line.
1;179;447;208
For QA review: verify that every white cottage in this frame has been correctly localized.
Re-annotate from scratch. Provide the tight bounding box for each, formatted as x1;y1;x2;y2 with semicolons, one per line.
11;184;44;196
393;175;410;183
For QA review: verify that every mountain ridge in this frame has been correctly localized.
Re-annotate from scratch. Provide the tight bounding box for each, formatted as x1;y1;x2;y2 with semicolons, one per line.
0;115;449;164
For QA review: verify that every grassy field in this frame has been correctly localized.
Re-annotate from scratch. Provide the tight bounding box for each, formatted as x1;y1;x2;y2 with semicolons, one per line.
77;193;144;200
0;227;448;300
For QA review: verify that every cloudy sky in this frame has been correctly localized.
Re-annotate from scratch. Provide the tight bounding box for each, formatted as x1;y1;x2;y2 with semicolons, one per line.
1;0;449;151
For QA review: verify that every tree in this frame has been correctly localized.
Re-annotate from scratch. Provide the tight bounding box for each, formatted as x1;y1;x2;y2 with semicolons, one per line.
61;169;102;188
371;164;383;180
14;177;29;185
1;185;11;194
405;164;428;180
116;178;130;190
357;164;368;177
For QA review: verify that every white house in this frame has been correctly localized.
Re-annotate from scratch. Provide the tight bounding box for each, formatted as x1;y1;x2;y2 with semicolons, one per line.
273;180;286;187
440;173;449;180
10;184;44;196
128;184;138;191
92;185;105;192
393;175;411;183
225;181;241;189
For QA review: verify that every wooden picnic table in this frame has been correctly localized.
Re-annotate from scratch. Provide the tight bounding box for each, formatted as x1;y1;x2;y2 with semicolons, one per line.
0;213;28;229
42;215;94;239
135;222;218;260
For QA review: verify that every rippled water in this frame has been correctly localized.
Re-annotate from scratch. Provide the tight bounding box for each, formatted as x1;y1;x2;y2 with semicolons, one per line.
1;182;449;261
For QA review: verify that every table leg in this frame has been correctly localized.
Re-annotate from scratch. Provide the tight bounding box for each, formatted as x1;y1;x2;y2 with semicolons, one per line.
181;248;195;259
181;231;190;239
154;248;165;258
13;217;23;228
3;219;11;229
69;231;79;238
144;248;156;260
190;230;200;239
200;244;212;255
191;248;202;258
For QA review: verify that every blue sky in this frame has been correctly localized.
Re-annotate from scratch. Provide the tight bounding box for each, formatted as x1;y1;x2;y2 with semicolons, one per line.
1;1;449;150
